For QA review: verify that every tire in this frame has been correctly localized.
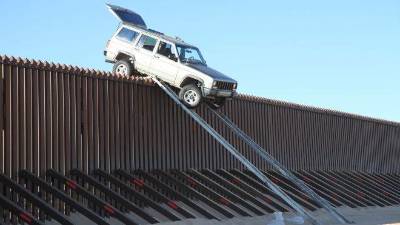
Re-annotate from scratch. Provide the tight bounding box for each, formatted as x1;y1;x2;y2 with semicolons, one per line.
113;60;133;76
179;84;202;108
207;98;226;109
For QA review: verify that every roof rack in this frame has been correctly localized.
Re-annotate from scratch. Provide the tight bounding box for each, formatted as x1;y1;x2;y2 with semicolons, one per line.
147;28;164;35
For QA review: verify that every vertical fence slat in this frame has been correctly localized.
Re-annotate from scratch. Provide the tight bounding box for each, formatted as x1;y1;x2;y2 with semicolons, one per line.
93;78;99;170
64;72;70;173
3;63;12;224
128;82;134;170
11;65;19;179
82;76;89;173
88;76;94;172
133;82;141;170
115;80;121;170
109;80;115;171
31;67;39;225
0;63;4;175
51;70;59;172
76;75;82;170
25;67;33;173
104;80;110;172
45;70;52;175
0;62;2;225
58;70;65;174
69;74;77;170
38;69;46;177
87;77;94;172
18;66;26;174
98;79;105;171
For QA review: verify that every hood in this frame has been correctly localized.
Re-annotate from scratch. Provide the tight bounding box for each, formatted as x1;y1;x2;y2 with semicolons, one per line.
187;64;237;83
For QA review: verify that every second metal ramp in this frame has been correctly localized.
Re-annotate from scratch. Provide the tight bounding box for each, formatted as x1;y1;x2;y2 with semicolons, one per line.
151;77;326;225
207;106;352;224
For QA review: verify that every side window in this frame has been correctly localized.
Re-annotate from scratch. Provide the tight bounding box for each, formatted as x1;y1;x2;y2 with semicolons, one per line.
116;28;139;42
157;41;177;61
136;35;157;51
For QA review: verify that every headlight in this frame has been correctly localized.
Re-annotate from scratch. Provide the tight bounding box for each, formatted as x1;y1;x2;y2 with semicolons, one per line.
212;81;218;88
233;83;237;89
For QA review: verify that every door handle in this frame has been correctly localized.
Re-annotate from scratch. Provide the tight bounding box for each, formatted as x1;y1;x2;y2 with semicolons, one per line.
154;55;160;59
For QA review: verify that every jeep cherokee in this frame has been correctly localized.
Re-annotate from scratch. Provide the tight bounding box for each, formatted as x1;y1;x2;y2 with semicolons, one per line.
104;4;237;108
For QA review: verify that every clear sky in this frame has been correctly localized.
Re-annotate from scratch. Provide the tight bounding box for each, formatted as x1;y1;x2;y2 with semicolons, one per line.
1;0;399;121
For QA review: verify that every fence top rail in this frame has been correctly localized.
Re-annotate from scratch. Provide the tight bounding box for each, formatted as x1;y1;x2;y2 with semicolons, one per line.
0;54;154;85
1;54;399;127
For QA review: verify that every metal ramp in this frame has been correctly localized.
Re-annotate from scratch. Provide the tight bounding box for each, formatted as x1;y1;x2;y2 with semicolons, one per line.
151;76;352;225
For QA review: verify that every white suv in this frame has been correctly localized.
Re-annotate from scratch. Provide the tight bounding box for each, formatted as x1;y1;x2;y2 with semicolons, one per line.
104;4;237;108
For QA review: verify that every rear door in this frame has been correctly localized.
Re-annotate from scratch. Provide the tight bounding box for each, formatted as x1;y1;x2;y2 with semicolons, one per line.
134;34;158;73
106;4;147;28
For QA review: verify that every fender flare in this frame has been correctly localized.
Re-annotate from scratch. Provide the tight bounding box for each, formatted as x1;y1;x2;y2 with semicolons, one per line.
115;51;135;65
179;75;205;87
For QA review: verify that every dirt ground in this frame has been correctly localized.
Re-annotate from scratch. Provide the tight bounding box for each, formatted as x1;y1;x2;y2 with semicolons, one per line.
158;206;400;225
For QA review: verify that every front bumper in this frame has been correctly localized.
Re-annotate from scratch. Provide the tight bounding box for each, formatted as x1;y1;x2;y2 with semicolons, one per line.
202;87;237;98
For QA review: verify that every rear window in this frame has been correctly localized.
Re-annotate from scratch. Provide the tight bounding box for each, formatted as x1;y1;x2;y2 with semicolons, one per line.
116;28;139;42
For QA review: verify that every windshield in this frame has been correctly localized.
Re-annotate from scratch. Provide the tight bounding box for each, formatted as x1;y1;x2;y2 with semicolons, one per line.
176;45;206;65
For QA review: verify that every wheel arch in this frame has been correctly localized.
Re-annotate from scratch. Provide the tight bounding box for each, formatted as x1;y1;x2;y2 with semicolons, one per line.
179;76;204;88
115;52;135;64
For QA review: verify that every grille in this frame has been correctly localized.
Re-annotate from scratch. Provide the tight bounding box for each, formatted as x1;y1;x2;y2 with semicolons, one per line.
216;81;235;90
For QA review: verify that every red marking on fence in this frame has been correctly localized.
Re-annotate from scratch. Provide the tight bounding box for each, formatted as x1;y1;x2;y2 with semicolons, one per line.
271;177;280;184
167;201;178;209
231;178;240;185
130;179;145;188
103;205;115;215
19;212;33;224
264;197;273;204
219;197;230;206
356;191;365;198
187;177;197;187
65;180;77;190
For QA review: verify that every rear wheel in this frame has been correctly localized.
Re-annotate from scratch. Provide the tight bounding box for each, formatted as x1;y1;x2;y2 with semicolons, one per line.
207;98;226;109
113;60;133;76
179;84;202;108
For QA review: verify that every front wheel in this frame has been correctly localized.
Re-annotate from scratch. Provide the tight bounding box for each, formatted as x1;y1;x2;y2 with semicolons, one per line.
179;84;202;108
207;98;226;109
113;60;133;76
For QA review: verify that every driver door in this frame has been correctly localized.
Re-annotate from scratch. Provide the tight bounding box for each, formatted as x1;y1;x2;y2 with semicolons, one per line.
149;41;179;83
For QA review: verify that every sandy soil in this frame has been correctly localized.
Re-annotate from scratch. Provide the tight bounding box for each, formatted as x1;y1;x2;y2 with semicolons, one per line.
158;206;400;225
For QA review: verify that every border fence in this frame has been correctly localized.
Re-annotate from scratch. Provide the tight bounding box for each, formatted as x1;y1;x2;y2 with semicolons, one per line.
0;55;399;180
